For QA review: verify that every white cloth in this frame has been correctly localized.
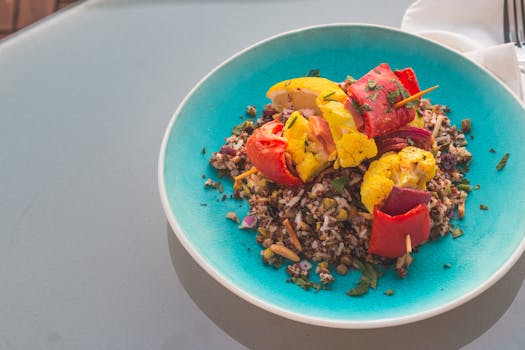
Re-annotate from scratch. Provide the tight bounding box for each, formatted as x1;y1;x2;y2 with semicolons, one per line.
401;0;523;99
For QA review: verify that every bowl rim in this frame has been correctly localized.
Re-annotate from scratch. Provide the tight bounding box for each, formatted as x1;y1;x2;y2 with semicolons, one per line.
158;23;525;329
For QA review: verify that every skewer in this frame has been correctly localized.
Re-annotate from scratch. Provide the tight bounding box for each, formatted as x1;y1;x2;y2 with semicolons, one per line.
234;166;258;181
233;166;258;191
394;85;439;109
405;234;412;254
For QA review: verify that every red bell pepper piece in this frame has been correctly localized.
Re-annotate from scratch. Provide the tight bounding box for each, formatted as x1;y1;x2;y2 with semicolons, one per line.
369;203;430;258
346;63;416;138
394;67;421;95
246;121;303;186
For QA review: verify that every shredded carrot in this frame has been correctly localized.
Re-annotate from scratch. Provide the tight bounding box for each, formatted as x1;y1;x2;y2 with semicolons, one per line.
394;85;439;109
283;218;302;252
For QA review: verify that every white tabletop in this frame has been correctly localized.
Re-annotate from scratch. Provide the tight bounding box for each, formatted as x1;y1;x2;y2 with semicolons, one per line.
0;0;523;349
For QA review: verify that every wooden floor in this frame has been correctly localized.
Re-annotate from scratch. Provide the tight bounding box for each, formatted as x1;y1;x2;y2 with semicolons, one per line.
0;0;79;40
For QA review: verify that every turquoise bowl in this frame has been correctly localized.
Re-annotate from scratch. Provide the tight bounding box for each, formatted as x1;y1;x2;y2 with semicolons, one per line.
159;24;525;328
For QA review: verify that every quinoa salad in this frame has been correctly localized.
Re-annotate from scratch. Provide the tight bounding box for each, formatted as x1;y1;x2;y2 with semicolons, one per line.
208;64;474;296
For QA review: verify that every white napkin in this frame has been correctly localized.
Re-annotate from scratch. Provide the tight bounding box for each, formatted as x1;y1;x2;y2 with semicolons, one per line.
401;0;523;99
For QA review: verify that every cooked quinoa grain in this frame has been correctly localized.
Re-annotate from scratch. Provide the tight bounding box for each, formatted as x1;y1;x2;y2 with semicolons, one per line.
210;99;472;286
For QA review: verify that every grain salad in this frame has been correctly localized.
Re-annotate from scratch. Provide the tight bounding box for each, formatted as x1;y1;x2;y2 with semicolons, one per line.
209;64;472;296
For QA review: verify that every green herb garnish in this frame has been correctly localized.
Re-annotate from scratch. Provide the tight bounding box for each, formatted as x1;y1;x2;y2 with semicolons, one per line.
451;227;463;239
306;69;320;77
456;184;472;192
345;75;357;84
232;120;252;135
395;81;410;99
201;147;206;155
473;184;480;190
366;80;378;90
286;115;298;129
331;176;350;194
347;261;381;297
489;148;496;153
496;153;510;170
443;263;452;269
351;99;364;116
405;99;419;108
288;275;328;292
383;289;395;296
363;103;372;111
347;280;370;296
480;204;489;210
369;92;379;100
456;178;472;192
322;91;338;102
387;89;401;105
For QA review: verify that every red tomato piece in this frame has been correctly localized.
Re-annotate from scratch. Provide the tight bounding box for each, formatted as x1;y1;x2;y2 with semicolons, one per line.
369;203;431;258
307;116;336;155
394;67;421;95
246;121;303;186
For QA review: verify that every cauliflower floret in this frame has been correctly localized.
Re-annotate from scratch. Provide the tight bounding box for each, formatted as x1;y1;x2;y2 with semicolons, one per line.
360;174;395;213
337;131;378;168
316;88;377;168
398;146;437;189
360;146;437;213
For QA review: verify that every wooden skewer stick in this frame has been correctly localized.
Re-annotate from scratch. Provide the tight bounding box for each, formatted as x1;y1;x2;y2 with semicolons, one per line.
394;85;439;109
405;234;412;254
234;166;258;181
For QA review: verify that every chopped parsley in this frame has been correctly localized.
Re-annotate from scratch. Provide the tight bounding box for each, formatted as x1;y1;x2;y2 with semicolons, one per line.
347;261;381;297
395;81;410;99
383;289;395;296
322;91;338;102
286;115;298;129
369;91;379;100
386;89;401;105
489;148;496;153
456;177;472;192
451;227;463;239
287;275;328;292
443;263;452;269
405;99;419;108
201;147;206;155
306;69;320;77
363;103;372;111
232;120;253;135
480;204;489;210
331;176;350;194
366;80;378;90
351;98;365;116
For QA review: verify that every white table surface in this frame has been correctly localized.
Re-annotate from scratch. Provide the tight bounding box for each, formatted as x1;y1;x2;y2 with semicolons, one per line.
0;0;523;349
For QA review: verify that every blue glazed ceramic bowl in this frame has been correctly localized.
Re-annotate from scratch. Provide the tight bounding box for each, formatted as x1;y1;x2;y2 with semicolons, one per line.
159;24;525;328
